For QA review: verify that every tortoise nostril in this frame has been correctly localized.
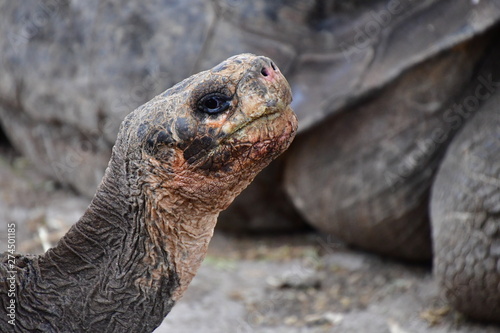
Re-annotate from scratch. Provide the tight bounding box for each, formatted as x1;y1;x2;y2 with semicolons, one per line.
261;67;269;77
270;62;276;71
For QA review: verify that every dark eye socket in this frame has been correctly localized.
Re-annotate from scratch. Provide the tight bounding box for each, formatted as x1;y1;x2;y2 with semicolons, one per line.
198;93;231;114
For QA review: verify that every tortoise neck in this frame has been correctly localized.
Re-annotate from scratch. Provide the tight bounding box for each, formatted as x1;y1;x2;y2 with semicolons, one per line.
42;148;132;265
34;150;181;332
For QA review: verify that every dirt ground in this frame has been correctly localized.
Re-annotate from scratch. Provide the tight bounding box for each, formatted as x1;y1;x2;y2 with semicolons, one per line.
1;150;499;333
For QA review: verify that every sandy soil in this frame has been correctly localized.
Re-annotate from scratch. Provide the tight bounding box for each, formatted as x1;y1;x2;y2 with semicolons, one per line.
1;151;499;333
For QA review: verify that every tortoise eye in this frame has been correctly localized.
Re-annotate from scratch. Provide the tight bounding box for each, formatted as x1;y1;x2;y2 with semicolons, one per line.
198;93;231;114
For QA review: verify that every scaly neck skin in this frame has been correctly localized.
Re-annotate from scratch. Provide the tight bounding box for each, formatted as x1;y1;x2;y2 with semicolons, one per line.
21;148;218;332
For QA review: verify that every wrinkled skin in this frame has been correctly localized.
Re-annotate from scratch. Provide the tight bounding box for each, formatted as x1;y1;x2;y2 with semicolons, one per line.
432;97;500;323
0;54;297;333
431;47;500;322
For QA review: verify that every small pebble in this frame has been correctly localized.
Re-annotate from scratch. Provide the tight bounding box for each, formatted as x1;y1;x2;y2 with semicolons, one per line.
304;312;344;326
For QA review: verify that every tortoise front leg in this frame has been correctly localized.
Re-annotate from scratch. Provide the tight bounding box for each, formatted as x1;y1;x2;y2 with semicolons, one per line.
431;86;500;323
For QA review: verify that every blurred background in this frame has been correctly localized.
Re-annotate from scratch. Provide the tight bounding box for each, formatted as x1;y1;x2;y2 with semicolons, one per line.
1;1;500;332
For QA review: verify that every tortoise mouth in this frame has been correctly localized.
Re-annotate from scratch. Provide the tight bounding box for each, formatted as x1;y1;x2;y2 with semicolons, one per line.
222;110;282;142
192;105;297;172
225;104;296;144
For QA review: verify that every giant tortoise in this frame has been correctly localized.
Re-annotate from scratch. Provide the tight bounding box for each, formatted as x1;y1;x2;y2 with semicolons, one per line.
1;0;500;323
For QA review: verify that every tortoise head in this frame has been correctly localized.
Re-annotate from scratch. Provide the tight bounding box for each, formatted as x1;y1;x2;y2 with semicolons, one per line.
117;53;298;212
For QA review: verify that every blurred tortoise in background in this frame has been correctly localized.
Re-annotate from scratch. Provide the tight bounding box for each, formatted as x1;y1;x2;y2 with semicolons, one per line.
1;0;500;323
